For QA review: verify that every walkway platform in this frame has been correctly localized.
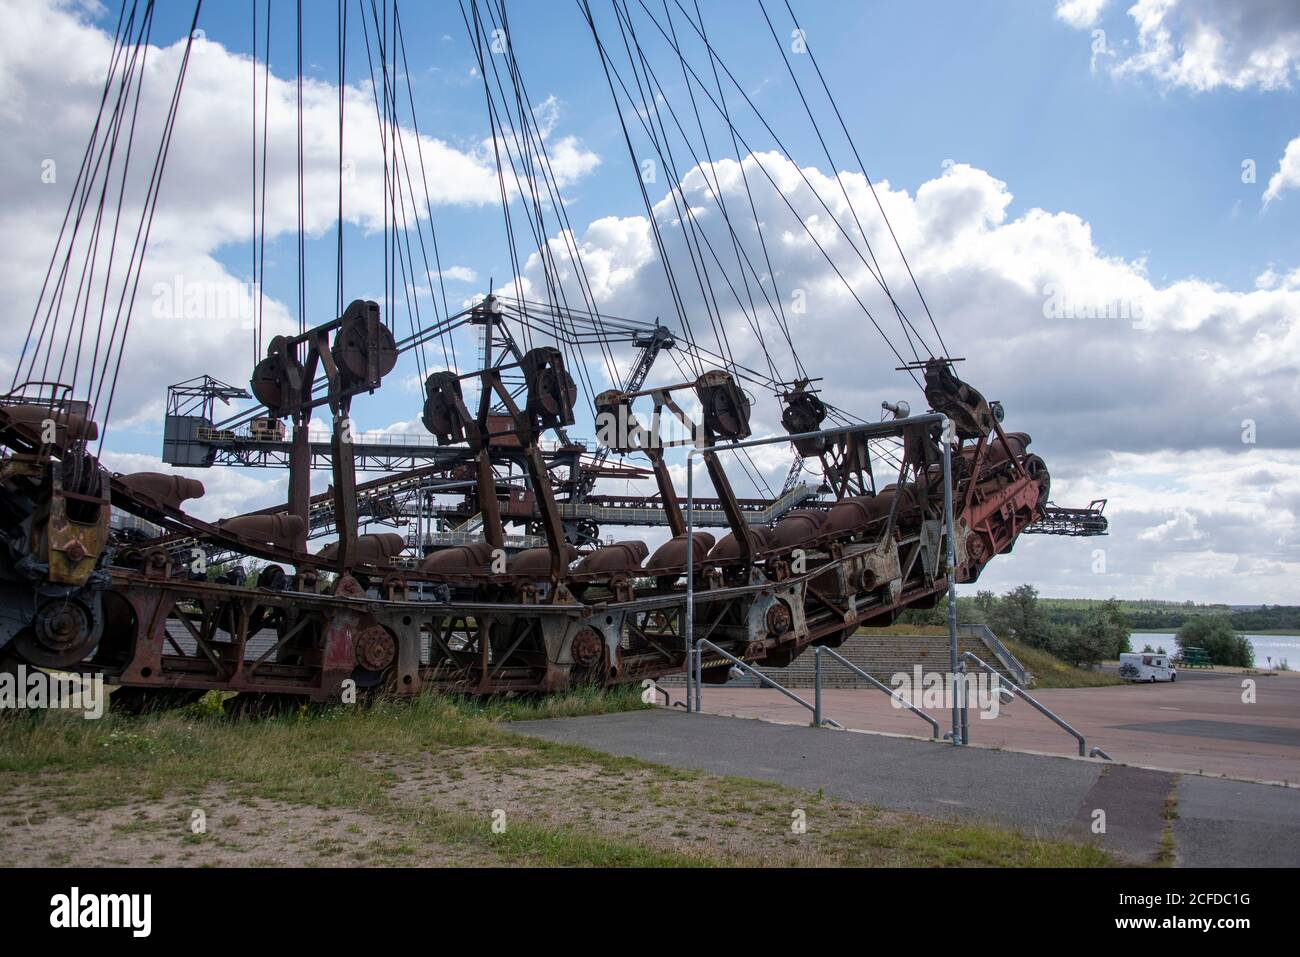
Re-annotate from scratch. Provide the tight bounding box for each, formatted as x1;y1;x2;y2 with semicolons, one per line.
510;709;1299;867
690;669;1300;782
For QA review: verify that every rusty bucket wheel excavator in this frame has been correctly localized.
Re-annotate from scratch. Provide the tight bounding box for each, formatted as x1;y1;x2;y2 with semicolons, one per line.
0;0;1106;710
0;315;1073;703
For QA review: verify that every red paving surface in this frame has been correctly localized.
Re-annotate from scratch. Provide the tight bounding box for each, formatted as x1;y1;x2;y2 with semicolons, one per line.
693;671;1300;783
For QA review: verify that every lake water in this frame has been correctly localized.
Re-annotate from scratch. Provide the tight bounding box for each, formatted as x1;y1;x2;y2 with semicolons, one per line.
1131;633;1299;670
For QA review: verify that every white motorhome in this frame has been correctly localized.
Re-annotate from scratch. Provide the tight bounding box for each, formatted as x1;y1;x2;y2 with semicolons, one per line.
1119;652;1177;683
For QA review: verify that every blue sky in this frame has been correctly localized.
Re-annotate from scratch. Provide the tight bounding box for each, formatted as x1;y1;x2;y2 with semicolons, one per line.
135;0;1298;302
109;0;1300;456
5;0;1299;603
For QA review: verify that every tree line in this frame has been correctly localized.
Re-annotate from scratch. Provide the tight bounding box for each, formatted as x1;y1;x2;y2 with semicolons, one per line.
900;585;1131;668
900;586;1257;669
1126;604;1300;632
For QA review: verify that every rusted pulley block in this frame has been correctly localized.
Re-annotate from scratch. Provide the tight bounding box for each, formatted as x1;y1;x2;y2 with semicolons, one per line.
780;381;827;455
922;357;995;439
520;346;577;429
332;299;397;388
696;369;751;440
421;371;472;444
250;336;307;417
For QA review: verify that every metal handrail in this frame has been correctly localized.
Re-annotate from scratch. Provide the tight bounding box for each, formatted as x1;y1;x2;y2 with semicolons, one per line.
959;623;1029;685
557;486;814;526
959;651;1103;758
418;531;545;548
194;426;583;453
814;646;940;738
694;638;842;729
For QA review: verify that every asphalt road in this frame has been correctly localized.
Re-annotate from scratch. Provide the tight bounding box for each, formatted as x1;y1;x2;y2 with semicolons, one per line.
511;709;1300;867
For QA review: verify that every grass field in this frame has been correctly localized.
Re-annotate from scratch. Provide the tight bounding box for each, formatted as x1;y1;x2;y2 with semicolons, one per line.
1000;640;1125;689
0;688;1117;868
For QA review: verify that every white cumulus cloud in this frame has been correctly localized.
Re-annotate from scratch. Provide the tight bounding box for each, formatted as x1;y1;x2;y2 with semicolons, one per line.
1263;133;1300;205
1059;0;1300;91
1055;0;1109;30
500;149;1300;602
0;0;597;432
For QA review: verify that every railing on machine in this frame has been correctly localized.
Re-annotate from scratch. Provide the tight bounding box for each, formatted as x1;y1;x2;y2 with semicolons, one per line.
813;645;940;739
560;483;816;528
959;651;1110;759
692;638;842;729
2;382;91;421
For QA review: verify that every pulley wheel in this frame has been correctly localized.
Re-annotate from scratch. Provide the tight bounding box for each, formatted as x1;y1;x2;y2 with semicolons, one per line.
13;598;100;668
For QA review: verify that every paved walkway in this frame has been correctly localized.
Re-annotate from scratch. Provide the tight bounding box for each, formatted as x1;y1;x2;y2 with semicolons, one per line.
510;709;1300;867
685;670;1300;783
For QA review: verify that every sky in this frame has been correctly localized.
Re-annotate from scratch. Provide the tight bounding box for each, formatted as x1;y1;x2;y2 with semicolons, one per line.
1;0;1298;604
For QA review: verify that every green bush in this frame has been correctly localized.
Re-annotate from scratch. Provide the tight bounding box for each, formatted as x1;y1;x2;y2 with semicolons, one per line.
1056;625;1106;669
1055;607;1127;668
989;584;1060;652
1176;617;1254;667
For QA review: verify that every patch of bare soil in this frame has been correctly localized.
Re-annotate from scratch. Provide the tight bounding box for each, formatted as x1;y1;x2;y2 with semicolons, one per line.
0;744;909;867
0;781;494;868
